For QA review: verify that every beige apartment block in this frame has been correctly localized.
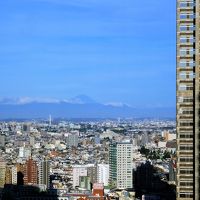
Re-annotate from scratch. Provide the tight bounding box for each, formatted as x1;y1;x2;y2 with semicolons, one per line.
0;160;6;188
176;0;199;199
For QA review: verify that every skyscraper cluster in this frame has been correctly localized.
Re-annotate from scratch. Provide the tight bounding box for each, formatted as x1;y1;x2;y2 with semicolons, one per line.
0;158;50;189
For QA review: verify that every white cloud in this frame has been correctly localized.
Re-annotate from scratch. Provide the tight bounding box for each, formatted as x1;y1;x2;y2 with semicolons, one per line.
104;102;131;107
0;97;60;105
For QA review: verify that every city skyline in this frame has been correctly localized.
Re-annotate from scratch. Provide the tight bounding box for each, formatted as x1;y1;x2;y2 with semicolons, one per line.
0;0;175;108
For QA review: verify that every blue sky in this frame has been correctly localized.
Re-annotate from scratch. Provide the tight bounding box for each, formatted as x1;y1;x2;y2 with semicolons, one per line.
0;0;176;107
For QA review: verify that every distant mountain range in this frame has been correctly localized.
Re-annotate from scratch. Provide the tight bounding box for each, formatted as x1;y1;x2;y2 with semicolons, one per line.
0;95;175;119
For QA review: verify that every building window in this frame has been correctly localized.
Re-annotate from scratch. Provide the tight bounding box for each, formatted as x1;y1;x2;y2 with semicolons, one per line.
179;60;195;67
180;181;193;186
180;25;195;31
180;193;193;198
180;13;195;19
179;48;194;56
179;84;187;91
179;2;194;8
180;146;193;150
180;169;193;174
180;157;193;162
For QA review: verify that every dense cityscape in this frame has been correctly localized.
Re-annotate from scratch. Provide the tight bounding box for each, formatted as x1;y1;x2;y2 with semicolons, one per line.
1;0;200;200
0;118;176;199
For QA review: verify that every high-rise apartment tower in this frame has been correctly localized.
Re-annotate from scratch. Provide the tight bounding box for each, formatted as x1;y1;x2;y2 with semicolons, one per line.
0;160;6;188
24;158;38;185
38;160;50;189
177;0;199;199
109;140;133;189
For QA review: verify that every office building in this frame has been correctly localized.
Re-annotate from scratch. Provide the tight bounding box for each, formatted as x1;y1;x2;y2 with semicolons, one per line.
5;166;12;184
67;133;79;147
109;140;133;189
72;164;96;188
22;124;30;133
73;165;88;188
5;165;17;185
177;0;199;199
97;164;109;187
24;158;38;185
38;160;50;189
0;134;5;148
0;160;6;188
109;143;117;187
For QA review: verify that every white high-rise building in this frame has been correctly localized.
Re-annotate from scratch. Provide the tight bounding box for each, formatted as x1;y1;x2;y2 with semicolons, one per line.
97;164;109;187
117;141;133;189
109;140;133;189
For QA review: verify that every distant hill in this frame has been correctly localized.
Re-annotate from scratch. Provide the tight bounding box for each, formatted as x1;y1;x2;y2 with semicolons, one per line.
0;96;175;119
